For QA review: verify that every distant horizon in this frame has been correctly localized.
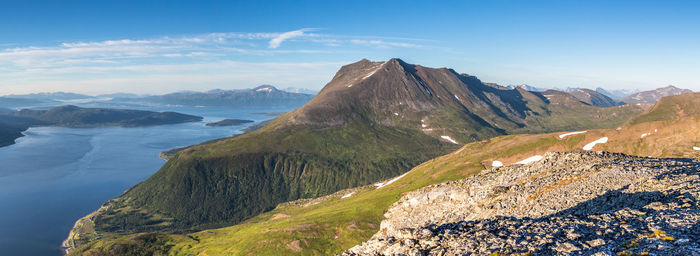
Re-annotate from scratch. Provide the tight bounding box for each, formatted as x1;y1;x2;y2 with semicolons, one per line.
0;75;690;97
0;84;321;97
2;1;699;95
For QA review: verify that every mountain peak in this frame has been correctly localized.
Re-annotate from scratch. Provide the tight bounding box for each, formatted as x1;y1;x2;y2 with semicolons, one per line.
252;85;279;92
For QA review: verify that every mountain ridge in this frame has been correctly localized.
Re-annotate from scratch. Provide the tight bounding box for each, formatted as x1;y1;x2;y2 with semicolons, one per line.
68;98;700;255
65;58;646;253
565;88;620;107
620;85;693;103
67;92;700;256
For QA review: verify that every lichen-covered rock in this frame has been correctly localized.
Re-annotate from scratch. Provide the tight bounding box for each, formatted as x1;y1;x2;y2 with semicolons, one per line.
343;152;700;255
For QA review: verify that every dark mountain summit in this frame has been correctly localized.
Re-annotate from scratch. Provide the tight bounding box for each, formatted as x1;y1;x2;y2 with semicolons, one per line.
68;59;645;249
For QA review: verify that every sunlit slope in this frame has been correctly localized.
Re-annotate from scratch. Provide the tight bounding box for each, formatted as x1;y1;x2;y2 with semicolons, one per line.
70;110;699;256
69;58;645;248
627;92;700;125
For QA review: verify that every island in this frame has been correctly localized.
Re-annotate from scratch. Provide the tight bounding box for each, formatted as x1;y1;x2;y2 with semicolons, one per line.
205;118;254;127
0;105;202;147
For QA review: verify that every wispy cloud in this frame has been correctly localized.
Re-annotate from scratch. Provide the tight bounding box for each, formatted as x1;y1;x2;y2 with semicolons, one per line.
268;28;313;48
0;61;347;95
350;39;421;48
0;29;434;94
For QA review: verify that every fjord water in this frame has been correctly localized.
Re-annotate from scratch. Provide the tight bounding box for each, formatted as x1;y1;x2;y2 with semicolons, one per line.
0;105;289;256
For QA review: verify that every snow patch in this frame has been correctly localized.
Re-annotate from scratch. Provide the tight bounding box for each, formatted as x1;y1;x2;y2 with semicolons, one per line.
454;95;460;100
583;137;608;151
256;87;273;92
558;131;587;139
654;129;658;133
393;112;399;116
515;155;543;165
491;160;503;167
693;146;700;151
341;192;354;199
616;127;622;131
440;135;459;144
348;62;385;88
641;133;650;138
374;172;409;189
363;70;378;80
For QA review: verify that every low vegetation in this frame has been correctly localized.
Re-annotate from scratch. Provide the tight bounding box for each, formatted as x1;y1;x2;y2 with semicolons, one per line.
70;110;700;255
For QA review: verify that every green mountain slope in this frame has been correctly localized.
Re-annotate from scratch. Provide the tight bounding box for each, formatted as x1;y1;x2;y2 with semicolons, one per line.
66;58;645;252
68;93;699;256
627;92;700;125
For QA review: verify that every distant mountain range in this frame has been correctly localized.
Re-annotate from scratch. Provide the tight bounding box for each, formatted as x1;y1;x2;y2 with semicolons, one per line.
283;87;319;94
4;92;94;101
619;85;693;103
564;88;620;107
66;58;647;252
0;105;201;147
506;84;548;92
131;85;314;108
0;97;56;108
595;87;640;99
1;85;318;109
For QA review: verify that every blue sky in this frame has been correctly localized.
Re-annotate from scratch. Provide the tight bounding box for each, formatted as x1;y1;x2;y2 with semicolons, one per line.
1;0;698;95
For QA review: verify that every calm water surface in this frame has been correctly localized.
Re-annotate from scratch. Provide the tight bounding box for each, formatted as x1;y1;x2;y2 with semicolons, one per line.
0;105;290;256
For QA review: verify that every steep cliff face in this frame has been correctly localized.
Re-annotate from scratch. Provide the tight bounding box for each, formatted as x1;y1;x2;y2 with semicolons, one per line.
345;152;700;255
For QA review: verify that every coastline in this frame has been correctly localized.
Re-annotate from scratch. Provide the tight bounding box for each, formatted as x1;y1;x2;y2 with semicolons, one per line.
59;120;263;253
61;205;106;255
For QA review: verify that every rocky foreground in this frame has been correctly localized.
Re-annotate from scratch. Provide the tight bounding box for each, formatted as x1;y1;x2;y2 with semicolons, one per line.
344;152;699;255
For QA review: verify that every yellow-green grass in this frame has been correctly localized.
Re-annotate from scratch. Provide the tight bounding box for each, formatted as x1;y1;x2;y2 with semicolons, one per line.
71;114;700;255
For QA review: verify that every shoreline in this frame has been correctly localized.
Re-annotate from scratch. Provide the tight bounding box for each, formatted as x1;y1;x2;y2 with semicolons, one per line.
61;205;106;255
